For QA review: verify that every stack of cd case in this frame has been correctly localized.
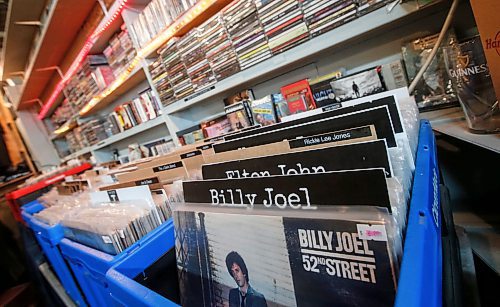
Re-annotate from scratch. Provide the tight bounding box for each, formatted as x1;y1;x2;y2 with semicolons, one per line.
302;0;359;38
356;0;390;16
159;38;194;100
198;13;241;81
255;0;310;55
223;0;272;70
177;29;216;92
149;56;175;107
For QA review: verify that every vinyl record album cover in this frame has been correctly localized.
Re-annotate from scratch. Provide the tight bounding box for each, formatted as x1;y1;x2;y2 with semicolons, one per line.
330;67;386;102
251;95;278;126
174;207;397;307
281;79;317;114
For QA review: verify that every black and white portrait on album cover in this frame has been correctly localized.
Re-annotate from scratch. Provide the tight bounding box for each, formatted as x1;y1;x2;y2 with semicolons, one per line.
174;210;397;307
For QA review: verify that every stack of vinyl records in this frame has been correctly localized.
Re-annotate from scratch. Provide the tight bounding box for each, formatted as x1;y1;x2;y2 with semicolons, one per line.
198;13;241;81
302;0;358;38
255;0;310;55
223;0;271;70
160;38;194;100
177;29;216;92
149;56;175;106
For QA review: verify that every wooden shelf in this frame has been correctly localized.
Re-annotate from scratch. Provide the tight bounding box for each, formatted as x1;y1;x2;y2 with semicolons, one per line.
15;0;96;110
80;64;146;116
1;0;47;83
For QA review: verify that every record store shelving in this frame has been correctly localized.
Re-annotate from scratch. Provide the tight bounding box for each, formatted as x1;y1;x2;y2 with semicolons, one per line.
5;0;497;165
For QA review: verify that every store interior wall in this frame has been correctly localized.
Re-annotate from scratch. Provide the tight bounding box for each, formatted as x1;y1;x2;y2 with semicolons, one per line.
16;109;60;170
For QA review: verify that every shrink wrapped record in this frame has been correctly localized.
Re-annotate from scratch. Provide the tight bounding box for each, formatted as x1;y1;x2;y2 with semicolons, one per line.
174;204;399;307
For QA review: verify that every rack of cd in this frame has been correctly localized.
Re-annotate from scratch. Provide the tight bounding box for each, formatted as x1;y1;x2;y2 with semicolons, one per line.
52;0;447;163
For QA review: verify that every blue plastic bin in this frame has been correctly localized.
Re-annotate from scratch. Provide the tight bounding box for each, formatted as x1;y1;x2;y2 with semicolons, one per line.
59;219;176;307
21;201;88;306
100;120;443;307
395;120;442;307
106;219;178;306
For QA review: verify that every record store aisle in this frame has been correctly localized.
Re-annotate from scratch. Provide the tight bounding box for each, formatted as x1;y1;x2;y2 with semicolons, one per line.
0;0;499;306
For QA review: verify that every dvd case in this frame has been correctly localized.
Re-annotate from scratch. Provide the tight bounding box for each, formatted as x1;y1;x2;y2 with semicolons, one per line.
251;95;278;126
281;79;317;114
330;66;387;102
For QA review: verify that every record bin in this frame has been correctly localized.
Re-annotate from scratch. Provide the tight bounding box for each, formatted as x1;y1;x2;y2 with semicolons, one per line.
97;120;441;307
31;121;442;306
5;163;92;222
59;219;176;307
21;201;87;306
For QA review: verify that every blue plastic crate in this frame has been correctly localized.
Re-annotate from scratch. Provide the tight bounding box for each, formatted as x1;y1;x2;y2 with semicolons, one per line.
106;219;178;307
395;120;442;307
59;219;175;307
21;201;88;306
100;120;443;307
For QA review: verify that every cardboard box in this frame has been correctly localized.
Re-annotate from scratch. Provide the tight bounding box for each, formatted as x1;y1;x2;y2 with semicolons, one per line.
470;0;500;98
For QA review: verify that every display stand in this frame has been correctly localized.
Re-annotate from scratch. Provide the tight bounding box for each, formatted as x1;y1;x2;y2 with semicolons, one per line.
23;121;444;306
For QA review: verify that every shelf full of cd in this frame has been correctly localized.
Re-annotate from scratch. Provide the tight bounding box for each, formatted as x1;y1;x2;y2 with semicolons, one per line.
162;0;441;115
